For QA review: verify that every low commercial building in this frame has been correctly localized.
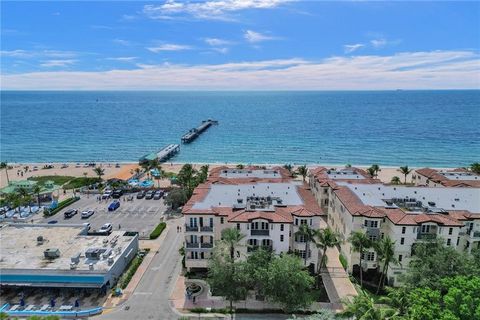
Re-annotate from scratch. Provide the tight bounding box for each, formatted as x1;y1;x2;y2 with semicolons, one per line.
413;167;480;187
309;166;480;286
0;224;138;290
182;166;326;272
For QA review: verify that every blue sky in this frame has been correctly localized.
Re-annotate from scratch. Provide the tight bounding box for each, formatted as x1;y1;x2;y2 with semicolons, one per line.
1;0;479;90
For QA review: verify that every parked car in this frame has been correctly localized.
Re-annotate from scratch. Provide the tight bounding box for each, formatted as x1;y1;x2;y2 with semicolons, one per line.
99;223;112;234
108;200;120;211
153;190;164;200
145;190;155;200
64;209;78;219
112;189;124;199
102;190;113;199
83;223;91;231
81;210;95;219
126;195;134;201
136;190;146;199
47;220;58;224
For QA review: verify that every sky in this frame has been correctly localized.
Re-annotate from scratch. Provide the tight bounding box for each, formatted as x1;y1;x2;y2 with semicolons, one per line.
1;0;479;90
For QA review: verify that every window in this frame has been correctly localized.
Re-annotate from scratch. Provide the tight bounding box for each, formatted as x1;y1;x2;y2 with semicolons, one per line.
447;238;451;246
280;224;284;231
364;220;379;228
190;217;198;227
399;255;403;262
323;188;328;194
400;237;405;245
324;199;328;206
220;217;224;224
280;234;284;242
236;223;240;230
421;225;431;233
361;252;376;261
457;237;460;246
402;227;406;234
295;218;298;226
448;227;453;235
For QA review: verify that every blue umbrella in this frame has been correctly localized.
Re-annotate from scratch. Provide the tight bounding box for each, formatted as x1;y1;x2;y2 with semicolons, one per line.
50;298;55;308
75;299;79;308
20;298;25;307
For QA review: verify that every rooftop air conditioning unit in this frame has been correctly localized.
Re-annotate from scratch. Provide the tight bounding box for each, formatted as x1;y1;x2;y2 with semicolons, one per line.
44;248;60;259
107;257;114;265
89;263;94;270
37;236;44;245
70;262;77;270
71;253;81;264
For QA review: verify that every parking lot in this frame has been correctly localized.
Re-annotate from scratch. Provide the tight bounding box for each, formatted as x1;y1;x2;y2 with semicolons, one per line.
41;193;168;238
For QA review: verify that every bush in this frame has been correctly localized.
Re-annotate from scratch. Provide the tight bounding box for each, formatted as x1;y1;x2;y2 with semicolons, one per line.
43;196;80;216
119;254;145;289
339;253;348;270
149;222;166;239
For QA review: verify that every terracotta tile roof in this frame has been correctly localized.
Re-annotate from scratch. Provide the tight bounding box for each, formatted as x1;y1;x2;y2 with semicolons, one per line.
415;168;480;187
309;166;380;185
446;210;480;221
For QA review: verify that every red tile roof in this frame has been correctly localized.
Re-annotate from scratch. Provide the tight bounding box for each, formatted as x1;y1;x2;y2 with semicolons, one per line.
415;168;480;187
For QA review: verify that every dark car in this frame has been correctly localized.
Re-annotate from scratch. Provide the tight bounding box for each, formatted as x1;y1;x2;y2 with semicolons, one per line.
64;209;78;219
108;200;120;211
136;190;146;199
112;189;124;199
153;190;164;200
47;220;58;224
145;190;155;200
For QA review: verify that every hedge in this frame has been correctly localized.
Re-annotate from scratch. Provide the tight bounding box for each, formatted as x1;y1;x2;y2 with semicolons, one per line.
339;253;348;270
44;196;80;217
119;253;145;289
149;222;166;239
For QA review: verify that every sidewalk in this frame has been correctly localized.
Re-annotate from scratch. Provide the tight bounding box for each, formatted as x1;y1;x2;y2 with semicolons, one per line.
102;223;170;310
322;247;357;305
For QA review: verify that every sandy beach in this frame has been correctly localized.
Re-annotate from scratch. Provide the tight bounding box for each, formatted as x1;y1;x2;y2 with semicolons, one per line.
0;161;434;189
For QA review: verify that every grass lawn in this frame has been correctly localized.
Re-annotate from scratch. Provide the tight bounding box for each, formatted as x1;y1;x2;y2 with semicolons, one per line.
29;175;75;186
63;177;100;189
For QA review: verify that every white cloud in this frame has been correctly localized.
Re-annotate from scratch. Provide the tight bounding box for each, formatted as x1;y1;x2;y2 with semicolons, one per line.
106;57;137;62
204;38;231;46
344;43;365;53
113;39;131;46
146;44;192;52
3;51;479;90
212;47;229;54
370;38;401;49
40;59;76;67
143;0;291;20
1;49;77;59
244;30;277;43
0;50;32;58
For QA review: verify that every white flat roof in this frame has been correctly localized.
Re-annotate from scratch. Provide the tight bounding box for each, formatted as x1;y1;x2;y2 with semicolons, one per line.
326;168;367;180
219;169;282;179
0;224;136;272
337;182;480;213
439;171;480;181
192;182;303;210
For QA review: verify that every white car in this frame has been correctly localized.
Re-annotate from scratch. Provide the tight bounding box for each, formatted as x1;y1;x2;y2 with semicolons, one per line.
102;190;113;199
99;223;113;234
81;210;95;219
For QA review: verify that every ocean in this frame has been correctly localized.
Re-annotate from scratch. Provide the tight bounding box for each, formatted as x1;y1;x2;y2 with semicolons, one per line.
1;90;479;167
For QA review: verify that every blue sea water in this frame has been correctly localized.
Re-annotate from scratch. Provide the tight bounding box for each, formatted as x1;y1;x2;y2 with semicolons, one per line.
1;90;479;167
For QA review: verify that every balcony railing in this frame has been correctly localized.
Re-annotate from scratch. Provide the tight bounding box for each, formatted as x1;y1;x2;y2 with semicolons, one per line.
185;225;199;232
201;243;213;249
200;226;214;232
186;242;200;248
417;233;437;240
251;229;269;236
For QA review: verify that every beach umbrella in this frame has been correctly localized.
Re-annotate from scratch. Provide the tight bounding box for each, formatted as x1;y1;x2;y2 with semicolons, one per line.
20;298;25;306
50;298;55;308
75;299;80;308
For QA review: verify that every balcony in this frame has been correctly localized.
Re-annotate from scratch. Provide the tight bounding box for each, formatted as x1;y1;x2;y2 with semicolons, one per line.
471;231;480;239
200;226;214;232
251;229;269;236
417;233;437;240
185;225;199;232
247;245;272;253
201;243;213;249
186;242;199;248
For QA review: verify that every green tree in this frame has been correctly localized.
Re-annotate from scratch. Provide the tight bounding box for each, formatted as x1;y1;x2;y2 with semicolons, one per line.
197;164;209;184
348;230;372;288
341;290;397;320
378;286;410;317
315;228;341;275
366;166;376;178
220;228;245;262
93;166;105;181
390;176;401;185
374;236;398;294
264;254;314;312
398;165;411;184
177;163;197;197
284;164;293;174
0;162;10;184
164;188;188;209
245;248;273;297
371;164;380;177
288;309;336;320
296;165;308;182
295;224;317;266
471;162;480;174
236;164;245;169
32;184;42;206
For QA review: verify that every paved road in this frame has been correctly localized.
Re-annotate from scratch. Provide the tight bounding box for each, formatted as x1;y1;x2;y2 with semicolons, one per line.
97;218;184;320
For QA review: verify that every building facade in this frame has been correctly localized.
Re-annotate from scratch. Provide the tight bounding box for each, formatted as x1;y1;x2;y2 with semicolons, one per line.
183;166;326;272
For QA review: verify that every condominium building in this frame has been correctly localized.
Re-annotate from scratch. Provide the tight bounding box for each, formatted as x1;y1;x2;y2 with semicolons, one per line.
309;166;480;286
413;167;480;187
182;166;326;272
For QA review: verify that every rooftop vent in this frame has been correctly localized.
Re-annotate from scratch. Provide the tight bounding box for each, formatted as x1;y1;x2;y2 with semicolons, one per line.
86;248;106;260
89;263;94;270
44;248;60;259
37;236;44;245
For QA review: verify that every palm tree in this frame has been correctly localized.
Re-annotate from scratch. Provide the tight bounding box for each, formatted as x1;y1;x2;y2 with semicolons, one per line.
220;228;245;262
390;176;401;185
178;164;197;196
93;167;105;181
134;167;141;177
283;164;293;174
0;162;10;184
294;224;317;266
470;162;480;175
198;165;209;184
296;165;308;182
379;287;410;316
398;165;411;184
374;236;398;294
315;228;341;275
366;167;376;178
348;231;372;288
236;164;245;169
371;164;380;177
32;184;42;206
341;290;397;320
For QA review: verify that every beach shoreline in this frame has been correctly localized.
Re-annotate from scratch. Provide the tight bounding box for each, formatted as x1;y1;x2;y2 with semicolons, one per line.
0;161;458;189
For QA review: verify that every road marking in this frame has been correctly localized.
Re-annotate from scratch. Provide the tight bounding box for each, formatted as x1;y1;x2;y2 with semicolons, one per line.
133;292;152;295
